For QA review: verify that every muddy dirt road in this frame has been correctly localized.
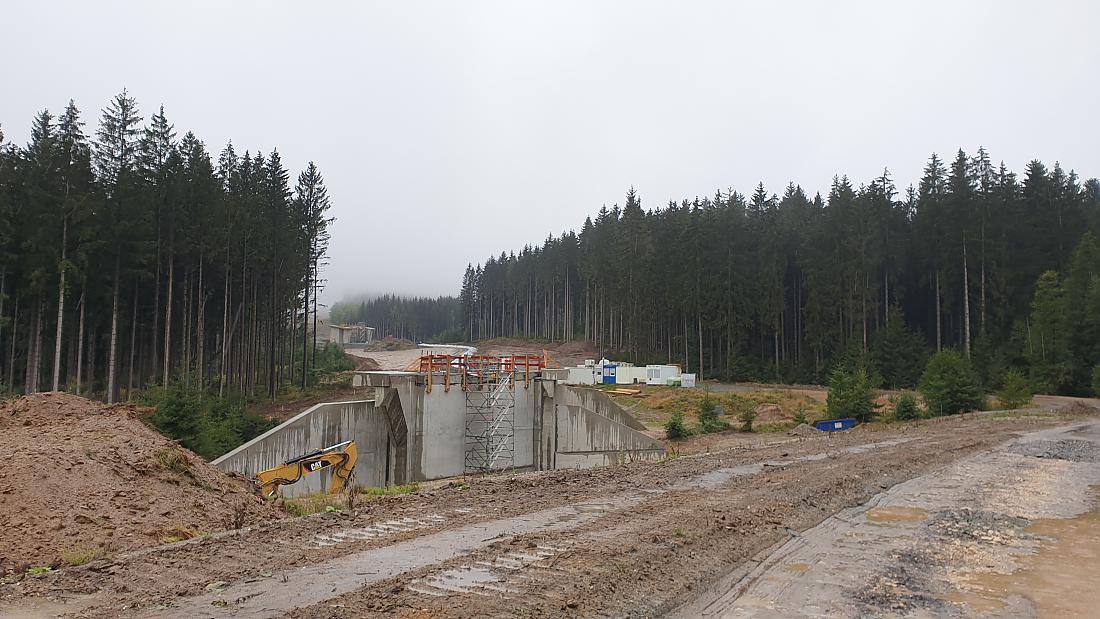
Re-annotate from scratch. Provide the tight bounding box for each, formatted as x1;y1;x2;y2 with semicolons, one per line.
3;409;1096;618
672;419;1100;618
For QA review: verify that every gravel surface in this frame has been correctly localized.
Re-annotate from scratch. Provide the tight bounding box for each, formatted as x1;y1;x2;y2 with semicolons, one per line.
1008;438;1100;462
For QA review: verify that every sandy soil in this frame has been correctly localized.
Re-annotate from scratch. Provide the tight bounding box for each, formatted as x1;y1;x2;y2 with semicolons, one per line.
345;338;600;372
4;407;1095;618
0;394;273;573
345;345;471;371
475;338;600;368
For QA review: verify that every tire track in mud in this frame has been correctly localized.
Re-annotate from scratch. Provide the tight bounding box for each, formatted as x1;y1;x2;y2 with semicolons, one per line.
283;419;1070;618
137;439;915;618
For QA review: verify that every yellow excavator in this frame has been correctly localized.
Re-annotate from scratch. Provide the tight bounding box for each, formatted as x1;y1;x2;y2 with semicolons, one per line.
254;440;357;497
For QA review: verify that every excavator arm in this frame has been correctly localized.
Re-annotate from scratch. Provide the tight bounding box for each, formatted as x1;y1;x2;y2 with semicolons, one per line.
254;440;357;498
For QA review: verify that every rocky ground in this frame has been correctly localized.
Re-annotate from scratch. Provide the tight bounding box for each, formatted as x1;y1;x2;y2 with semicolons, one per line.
4;404;1097;618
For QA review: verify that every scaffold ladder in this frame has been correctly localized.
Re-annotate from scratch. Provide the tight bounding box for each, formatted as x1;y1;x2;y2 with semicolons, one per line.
463;364;515;473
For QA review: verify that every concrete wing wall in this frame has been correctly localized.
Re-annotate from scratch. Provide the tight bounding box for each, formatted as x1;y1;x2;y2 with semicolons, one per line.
552;385;665;469
553;386;649;431
211;400;391;498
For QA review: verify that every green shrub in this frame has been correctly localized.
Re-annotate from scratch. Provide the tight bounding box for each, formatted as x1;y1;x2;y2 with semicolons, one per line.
1092;364;1100;396
310;342;356;381
826;366;877;422
696;396;728;433
997;370;1033;409
919;350;983;416
894;393;920;420
61;548;101;566
664;411;690;439
738;408;756;432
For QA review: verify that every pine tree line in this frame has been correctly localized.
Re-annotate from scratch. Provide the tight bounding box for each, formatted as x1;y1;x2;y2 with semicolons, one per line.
331;294;461;343
454;149;1100;394
0;91;333;403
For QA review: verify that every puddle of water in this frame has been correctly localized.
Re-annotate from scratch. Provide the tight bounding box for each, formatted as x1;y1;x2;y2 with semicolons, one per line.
0;593;105;619
951;505;1100;618
939;590;1006;613
865;506;929;523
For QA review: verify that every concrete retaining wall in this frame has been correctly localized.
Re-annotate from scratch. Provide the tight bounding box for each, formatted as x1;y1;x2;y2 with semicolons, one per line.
552;386;649;431
550;386;666;469
213;376;665;496
212;400;391;497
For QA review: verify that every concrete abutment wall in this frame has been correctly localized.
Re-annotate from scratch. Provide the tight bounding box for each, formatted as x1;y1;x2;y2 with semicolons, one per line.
213;374;664;497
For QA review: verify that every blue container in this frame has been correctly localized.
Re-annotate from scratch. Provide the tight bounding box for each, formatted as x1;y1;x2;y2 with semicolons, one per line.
602;364;617;385
814;418;857;432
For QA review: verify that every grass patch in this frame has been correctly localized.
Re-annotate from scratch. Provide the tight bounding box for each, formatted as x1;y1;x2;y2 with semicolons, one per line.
160;526;201;544
282;492;349;517
361;483;419;497
154;447;191;475
755;421;798;433
26;566;52;575
606;384;827;434
61;548;101;566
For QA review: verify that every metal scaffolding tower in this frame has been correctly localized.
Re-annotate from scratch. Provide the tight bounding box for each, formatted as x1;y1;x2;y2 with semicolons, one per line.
417;354;545;474
463;357;516;473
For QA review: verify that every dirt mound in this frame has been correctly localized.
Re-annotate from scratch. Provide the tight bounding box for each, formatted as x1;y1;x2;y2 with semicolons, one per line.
788;423;821;437
1060;401;1100;416
753;403;791;424
0;393;273;573
476;338;599;368
354;356;381;371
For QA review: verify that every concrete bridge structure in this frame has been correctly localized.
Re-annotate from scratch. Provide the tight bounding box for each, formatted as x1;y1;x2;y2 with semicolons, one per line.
212;364;665;497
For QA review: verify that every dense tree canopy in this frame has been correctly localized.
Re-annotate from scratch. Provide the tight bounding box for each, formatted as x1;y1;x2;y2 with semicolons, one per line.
0;92;333;402
450;151;1100;394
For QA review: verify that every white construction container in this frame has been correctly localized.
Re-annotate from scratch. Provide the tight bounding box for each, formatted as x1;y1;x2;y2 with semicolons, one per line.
681;373;696;388
615;366;649;385
645;364;682;386
565;366;599;385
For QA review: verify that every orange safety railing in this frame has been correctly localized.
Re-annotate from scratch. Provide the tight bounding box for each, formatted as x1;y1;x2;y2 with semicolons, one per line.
418;354;547;392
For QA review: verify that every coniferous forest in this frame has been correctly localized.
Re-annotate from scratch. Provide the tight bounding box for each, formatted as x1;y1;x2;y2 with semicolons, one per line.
443;150;1100;395
0;91;334;404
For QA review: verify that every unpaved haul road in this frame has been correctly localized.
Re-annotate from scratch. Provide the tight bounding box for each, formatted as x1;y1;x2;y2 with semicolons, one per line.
672;419;1100;618
2;410;1096;618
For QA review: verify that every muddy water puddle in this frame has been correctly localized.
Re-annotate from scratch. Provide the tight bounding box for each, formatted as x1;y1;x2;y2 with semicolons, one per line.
949;503;1100;617
782;562;812;573
865;506;929;523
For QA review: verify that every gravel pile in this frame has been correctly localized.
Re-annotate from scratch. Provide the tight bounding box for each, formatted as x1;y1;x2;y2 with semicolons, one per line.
1008;439;1100;462
788;423;821;437
930;509;1029;544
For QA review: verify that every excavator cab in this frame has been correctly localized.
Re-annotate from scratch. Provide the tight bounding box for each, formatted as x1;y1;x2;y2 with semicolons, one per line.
254;439;357;498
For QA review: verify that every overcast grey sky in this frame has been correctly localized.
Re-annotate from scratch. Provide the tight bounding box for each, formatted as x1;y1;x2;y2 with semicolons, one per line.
3;1;1098;304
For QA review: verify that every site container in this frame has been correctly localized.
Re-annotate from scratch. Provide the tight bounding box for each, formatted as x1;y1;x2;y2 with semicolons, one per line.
814;418;857;432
